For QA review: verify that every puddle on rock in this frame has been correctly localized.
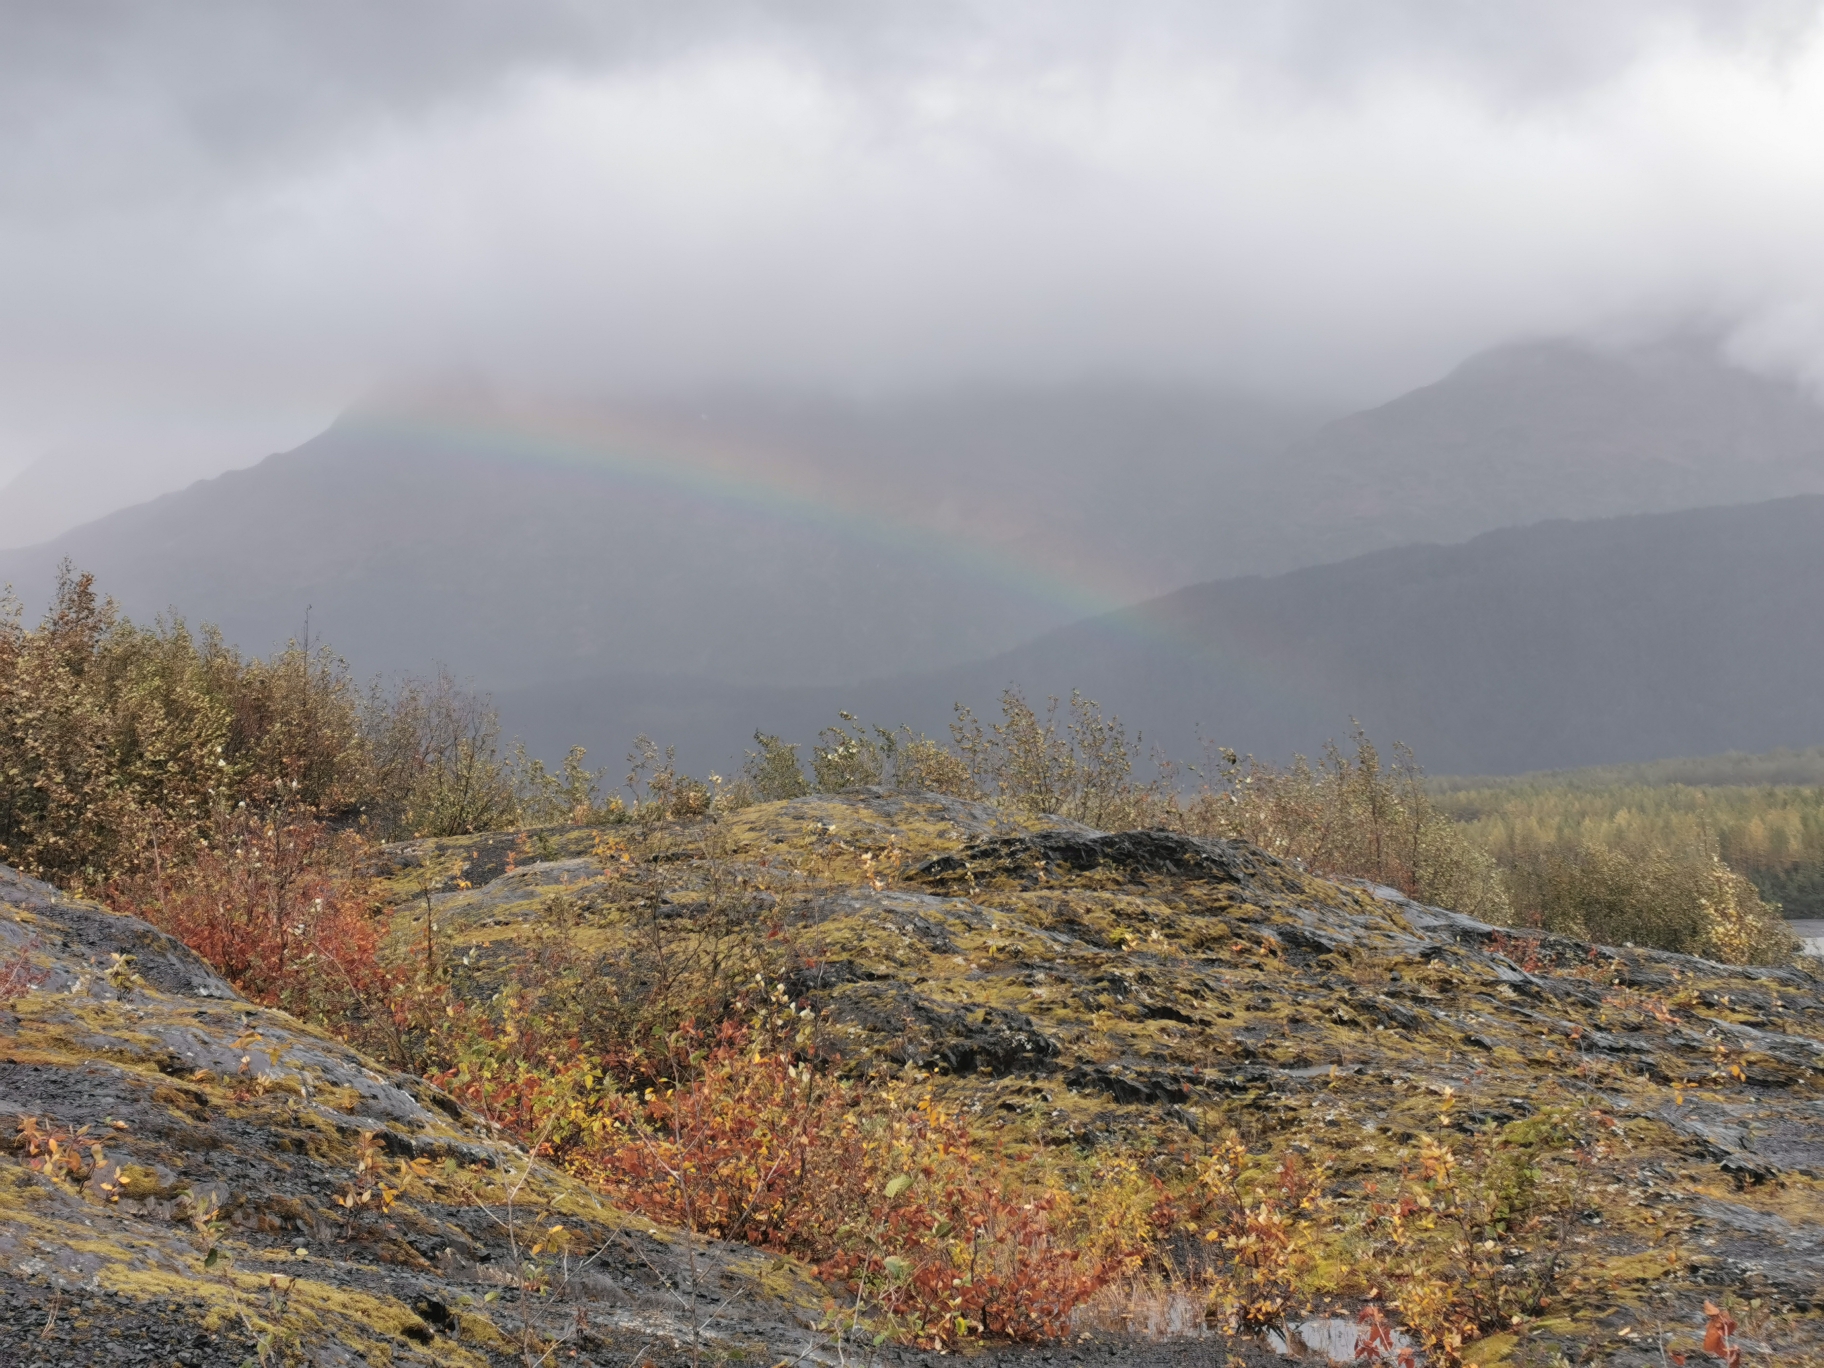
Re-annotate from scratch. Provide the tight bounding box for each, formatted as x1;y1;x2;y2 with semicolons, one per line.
1266;1317;1417;1363
1071;1287;1419;1362
1069;1287;1214;1340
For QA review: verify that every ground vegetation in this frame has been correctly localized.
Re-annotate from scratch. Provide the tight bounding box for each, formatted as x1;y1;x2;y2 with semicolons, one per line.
6;572;1824;1364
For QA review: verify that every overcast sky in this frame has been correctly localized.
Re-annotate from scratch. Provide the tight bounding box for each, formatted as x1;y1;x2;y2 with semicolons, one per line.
7;0;1824;489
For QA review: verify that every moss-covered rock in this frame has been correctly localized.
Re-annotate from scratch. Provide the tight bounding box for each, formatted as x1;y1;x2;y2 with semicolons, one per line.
0;865;830;1367
385;792;1824;1364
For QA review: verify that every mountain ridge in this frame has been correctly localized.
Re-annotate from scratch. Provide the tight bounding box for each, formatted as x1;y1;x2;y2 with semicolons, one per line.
495;494;1824;780
6;338;1824;775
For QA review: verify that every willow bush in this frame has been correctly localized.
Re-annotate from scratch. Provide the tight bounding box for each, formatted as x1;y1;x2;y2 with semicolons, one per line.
0;567;608;889
0;568;364;889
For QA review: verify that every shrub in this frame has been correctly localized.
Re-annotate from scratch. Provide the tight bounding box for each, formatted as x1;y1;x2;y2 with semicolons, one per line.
950;690;1165;827
1182;729;1510;922
812;714;891;791
107;809;403;1030
510;743;607;825
443;1007;1119;1348
1504;841;1795;963
743;731;811;800
0;567;368;890
1193;1113;1590;1366
0;567;553;884
1699;854;1799;963
0;937;47;1009
624;734;715;820
360;669;518;837
755;716;975;800
892;732;976;799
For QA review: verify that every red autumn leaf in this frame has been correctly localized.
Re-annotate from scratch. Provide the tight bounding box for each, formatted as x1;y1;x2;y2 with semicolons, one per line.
1704;1302;1739;1366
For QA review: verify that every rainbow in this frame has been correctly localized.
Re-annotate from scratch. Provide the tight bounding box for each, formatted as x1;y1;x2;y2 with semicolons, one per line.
344;397;1347;742
346;397;1142;619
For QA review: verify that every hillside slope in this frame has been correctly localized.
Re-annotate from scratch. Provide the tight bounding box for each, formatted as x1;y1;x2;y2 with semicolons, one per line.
496;494;1824;779
973;493;1824;775
5;339;1824;700
0;865;829;1366
0;385;1311;690
1267;337;1824;558
386;789;1824;1364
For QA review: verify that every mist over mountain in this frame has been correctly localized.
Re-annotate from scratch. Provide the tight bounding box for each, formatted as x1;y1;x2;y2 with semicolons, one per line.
0;382;1317;689
4;336;1823;773
1265;337;1824;560
496;494;1824;781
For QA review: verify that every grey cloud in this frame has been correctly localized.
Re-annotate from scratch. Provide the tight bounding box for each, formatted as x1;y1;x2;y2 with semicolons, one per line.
5;1;1824;500
6;1;1812;207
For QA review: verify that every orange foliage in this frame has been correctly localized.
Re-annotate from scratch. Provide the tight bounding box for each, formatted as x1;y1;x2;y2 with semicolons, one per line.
108;811;415;1055
110;821;1133;1347
431;1011;1122;1346
0;936;47;1007
1704;1301;1741;1368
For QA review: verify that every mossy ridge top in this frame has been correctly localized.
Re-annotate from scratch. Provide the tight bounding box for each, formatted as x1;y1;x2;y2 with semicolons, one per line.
392;790;1824;1363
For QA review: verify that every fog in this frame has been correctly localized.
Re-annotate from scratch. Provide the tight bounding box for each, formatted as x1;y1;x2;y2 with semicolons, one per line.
7;2;1824;533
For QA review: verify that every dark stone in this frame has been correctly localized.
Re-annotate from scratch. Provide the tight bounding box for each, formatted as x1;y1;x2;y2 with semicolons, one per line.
911;829;1265;890
412;1297;454;1329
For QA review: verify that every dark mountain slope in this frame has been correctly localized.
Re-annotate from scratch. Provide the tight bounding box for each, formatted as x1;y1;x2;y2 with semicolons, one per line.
1265;337;1824;559
0;387;1312;689
0;416;1077;689
496;496;1824;779
949;494;1824;774
6;339;1824;701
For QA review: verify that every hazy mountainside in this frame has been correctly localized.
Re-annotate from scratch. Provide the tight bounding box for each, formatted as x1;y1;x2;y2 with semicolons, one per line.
945;494;1824;776
0;415;1072;690
955;492;1824;777
658;381;1325;601
5;338;1824;700
1263;337;1824;561
498;495;1824;781
0;444;269;552
0;384;1315;689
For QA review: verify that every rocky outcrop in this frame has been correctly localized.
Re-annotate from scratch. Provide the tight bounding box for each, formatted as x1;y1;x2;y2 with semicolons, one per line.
0;867;829;1368
401;791;1824;1362
16;787;1824;1365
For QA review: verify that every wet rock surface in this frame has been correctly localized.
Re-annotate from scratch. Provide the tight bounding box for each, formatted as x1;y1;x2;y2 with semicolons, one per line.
397;791;1824;1363
0;867;833;1367
15;788;1824;1365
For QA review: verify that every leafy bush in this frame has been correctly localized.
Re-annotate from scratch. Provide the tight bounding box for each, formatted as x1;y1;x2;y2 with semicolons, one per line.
1193;1112;1591;1366
106;809;406;1034
442;1006;1122;1348
1503;842;1794;963
0;937;47;1009
950;689;1164;827
0;568;367;890
360;668;519;837
744;718;975;801
510;743;606;826
624;734;718;819
1180;729;1511;923
891;732;976;798
0;568;603;890
813;713;892;791
743;731;811;800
